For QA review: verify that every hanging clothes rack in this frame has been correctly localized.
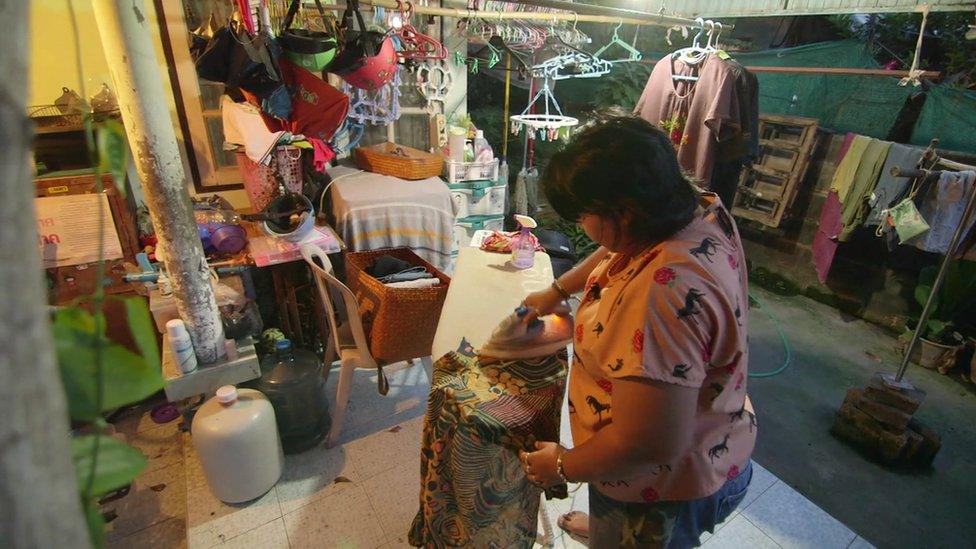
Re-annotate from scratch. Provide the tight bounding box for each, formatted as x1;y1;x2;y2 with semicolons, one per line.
888;139;976;387
308;0;731;29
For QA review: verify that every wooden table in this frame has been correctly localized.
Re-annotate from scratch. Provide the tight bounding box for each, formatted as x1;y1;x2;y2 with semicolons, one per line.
432;246;554;359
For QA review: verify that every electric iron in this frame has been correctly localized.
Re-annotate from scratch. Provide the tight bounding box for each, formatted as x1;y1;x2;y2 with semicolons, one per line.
478;305;574;360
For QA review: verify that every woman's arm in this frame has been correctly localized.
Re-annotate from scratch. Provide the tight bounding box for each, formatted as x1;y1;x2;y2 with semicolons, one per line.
522;376;698;487
523;247;610;319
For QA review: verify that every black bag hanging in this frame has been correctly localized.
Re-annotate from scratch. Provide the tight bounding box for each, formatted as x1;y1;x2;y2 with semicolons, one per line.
279;0;338;72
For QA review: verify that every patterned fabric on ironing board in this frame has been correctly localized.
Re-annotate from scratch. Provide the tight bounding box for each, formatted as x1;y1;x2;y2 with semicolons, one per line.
408;341;569;548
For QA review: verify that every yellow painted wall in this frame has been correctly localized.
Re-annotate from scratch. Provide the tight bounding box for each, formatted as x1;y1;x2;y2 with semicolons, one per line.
28;0;250;208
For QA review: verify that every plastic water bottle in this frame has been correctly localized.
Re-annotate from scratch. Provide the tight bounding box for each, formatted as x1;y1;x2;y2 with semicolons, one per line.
512;214;537;270
473;130;494;163
166;319;198;374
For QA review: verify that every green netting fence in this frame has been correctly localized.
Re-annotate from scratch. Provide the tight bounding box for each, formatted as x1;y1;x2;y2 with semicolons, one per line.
733;40;915;139
910;86;976;154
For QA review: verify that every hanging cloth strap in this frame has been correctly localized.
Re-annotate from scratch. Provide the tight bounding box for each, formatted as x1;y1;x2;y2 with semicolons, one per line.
899;6;929;87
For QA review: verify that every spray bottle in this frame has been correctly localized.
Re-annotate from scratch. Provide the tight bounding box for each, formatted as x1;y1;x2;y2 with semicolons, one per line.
511;214;537;270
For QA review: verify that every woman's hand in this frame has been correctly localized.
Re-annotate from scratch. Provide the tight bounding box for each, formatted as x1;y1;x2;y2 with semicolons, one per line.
522;286;564;323
519;441;566;489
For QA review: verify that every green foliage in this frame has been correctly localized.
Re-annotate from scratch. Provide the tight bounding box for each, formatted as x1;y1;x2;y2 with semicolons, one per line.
537;215;598;259
592;64;652;110
913;260;976;341
51;114;155;547
71;435;148;495
828;12;976;90
52;299;163;422
96;120;129;197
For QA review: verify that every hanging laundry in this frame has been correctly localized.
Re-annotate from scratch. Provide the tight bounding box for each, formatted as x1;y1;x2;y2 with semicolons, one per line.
308;138;335;173
838;139;892;241
634;53;741;184
813;191;844;284
908;171;976;255
221;95;288;165
866;144;926;226
828;135;871;203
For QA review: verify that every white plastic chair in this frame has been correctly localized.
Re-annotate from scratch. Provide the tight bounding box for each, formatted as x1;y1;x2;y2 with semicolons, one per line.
301;244;434;447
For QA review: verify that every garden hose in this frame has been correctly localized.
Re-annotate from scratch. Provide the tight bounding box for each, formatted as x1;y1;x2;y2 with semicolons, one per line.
747;292;793;378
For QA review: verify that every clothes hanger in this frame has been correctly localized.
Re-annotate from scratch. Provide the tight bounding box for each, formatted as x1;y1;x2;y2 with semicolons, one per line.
392;1;448;61
593;21;643;64
674;18;710;66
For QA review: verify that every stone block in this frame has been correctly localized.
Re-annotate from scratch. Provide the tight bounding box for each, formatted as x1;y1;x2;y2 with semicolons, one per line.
907;418;942;467
833;402;909;464
864;373;925;414
849;388;912;431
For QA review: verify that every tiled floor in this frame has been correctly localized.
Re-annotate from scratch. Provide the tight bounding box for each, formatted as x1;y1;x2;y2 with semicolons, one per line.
110;359;875;548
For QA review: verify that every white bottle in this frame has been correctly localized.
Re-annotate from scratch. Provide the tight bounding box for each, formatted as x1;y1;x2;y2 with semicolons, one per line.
166;319;198;374
473;130;494;163
192;386;283;503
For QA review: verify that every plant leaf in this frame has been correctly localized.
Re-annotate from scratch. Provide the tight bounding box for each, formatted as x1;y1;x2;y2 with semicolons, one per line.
72;434;146;496
53;306;165;420
82;496;106;549
115;296;161;372
96;119;129;198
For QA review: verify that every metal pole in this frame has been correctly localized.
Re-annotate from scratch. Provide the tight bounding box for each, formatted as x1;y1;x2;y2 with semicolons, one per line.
92;0;225;363
895;176;976;382
312;0;720;28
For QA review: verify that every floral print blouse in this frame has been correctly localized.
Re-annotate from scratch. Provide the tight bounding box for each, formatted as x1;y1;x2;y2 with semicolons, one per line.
568;194;757;503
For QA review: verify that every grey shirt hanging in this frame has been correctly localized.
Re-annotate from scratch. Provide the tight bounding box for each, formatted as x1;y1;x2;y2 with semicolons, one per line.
866;143;925;226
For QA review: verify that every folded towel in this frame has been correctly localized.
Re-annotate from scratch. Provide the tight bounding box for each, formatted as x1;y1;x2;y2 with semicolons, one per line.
385;278;441;289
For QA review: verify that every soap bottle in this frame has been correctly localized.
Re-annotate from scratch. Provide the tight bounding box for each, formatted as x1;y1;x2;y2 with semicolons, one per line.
166;319;198;374
473;130;494;163
511;214;537;270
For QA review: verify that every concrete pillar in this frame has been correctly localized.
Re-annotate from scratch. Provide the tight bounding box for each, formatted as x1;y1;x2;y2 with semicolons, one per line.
92;0;224;363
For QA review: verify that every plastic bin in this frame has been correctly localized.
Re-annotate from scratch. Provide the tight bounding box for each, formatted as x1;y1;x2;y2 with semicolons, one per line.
449;180;507;218
446;158;499;184
453;214;504;253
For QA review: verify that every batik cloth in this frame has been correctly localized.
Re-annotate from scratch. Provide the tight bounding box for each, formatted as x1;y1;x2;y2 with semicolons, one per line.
570;194;756;503
409;345;568;548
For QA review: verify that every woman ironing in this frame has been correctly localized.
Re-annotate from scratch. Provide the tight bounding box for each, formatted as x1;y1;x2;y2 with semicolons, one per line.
519;114;757;548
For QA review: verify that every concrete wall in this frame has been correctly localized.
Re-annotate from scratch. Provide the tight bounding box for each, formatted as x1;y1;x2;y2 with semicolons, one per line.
737;132;928;331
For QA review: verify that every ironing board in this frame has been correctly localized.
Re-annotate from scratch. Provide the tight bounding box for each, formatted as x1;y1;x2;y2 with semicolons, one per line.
411;247;563;547
431;246;554;358
327;165;455;272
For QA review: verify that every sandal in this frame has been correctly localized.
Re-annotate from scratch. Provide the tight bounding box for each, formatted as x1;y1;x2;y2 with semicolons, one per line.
557;511;590;545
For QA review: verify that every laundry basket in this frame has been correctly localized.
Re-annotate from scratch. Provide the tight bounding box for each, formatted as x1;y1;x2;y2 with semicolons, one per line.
344;247;450;364
236;146;304;212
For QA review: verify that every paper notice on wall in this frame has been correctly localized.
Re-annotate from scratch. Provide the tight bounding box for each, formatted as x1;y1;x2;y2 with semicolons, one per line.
36;194;124;268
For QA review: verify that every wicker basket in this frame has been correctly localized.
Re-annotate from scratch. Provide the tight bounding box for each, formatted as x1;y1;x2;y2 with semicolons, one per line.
345;247;450;364
353;142;444;180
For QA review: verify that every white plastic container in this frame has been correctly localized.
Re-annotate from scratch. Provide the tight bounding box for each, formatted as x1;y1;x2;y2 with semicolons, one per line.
166;319;198;374
449;180;507;218
446;158;499;184
453;214;504;253
192;386;283;503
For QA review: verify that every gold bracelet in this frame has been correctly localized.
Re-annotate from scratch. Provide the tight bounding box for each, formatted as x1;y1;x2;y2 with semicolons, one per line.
556;451;571;483
551;279;571;300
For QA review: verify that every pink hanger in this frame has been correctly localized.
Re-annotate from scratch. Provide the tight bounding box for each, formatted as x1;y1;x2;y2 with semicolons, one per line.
393;1;448;61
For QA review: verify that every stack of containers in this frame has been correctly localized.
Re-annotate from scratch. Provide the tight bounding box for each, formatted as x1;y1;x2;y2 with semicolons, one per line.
445;131;506;258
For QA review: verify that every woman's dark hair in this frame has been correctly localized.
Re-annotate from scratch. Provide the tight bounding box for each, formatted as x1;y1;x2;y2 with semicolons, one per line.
542;112;698;245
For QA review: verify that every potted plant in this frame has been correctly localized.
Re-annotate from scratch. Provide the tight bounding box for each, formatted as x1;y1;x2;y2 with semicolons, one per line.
907;261;976;370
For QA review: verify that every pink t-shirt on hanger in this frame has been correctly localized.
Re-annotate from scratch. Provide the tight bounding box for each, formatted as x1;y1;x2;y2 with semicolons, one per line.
634;53;742;184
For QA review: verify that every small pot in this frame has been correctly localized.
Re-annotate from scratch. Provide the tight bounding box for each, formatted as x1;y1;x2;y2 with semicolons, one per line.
908;337;961;370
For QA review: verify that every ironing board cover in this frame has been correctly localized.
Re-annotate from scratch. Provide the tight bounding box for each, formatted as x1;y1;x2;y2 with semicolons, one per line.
409;343;568;548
